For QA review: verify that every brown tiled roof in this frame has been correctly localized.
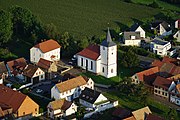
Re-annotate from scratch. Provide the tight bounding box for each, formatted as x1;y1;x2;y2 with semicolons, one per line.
132;106;152;120
123;116;136;120
162;56;178;65
176;84;180;93
153;76;172;90
7;58;27;71
49;99;72;111
0;84;26;113
23;64;39;78
77;44;100;60
0;61;7;75
56;76;88;92
151;60;164;69
136;67;159;82
146;113;164;120
34;39;61;53
112;107;132;119
37;58;52;70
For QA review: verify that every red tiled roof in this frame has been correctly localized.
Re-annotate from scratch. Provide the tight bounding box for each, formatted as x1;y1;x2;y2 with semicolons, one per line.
34;39;61;53
176;84;180;93
162;56;178;65
77;44;100;60
153;76;172;90
0;84;26;113
146;113;164;120
7;58;27;71
23;64;40;78
151;60;164;69
136;67;159;82
37;58;52;70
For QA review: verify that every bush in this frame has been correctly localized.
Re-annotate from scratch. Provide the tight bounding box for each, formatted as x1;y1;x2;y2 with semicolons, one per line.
148;1;159;8
12;83;21;89
39;108;44;113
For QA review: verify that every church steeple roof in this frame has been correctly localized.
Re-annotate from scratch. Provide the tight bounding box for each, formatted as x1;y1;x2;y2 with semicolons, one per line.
101;28;116;47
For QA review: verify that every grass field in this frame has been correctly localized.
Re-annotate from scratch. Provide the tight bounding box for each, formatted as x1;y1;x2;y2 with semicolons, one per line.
0;0;161;38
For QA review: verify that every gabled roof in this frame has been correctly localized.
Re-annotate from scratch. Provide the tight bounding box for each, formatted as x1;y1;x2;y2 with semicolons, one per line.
7;58;27;71
151;60;164;69
130;23;140;31
162;56;178;65
77;44;100;60
160;21;171;31
153;76;172;90
146;113;164;120
0;61;7;75
0;84;26;113
151;38;169;45
37;58;53;70
151;20;171;31
23;64;40;78
48;99;72;111
123;116;136;120
79;87;101;104
176;84;180;93
33;39;61;53
124;31;141;40
55;76;88;92
132;106;152;120
136;67;159;82
101;28;116;47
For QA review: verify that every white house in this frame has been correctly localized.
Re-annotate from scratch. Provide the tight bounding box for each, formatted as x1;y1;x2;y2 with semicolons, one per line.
123;31;142;46
30;39;61;63
79;87;109;109
47;99;77;119
23;64;45;84
151;21;172;36
130;23;145;38
169;81;180;106
150;38;171;56
76;29;117;78
175;19;180;29
173;30;180;42
0;61;8;84
51;76;94;101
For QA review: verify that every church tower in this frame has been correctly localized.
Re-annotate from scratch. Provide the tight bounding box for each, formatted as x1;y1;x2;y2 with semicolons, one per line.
100;28;117;78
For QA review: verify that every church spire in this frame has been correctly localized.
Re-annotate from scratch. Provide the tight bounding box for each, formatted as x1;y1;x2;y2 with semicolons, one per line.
106;27;112;42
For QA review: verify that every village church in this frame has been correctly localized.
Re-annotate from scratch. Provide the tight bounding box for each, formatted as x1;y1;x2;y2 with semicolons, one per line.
76;29;117;78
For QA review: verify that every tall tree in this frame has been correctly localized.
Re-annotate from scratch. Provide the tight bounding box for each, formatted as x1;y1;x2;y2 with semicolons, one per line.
0;10;13;46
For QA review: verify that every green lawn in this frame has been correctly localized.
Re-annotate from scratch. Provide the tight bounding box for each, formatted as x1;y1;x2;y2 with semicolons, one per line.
103;91;180;120
0;0;161;38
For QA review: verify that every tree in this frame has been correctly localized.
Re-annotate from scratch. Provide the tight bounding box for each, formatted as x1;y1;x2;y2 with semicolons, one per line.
78;37;89;50
75;106;85;120
0;10;13;46
43;23;59;40
121;49;139;68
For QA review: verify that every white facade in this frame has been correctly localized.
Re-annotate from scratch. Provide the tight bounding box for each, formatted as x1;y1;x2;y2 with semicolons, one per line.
159;24;172;36
131;74;140;84
173;31;180;42
51;78;94;101
175;20;180;29
30;47;60;63
80;94;109;109
169;81;180;106
135;26;145;38
100;45;117;78
125;39;141;46
150;40;171;56
0;79;2;84
47;102;77;119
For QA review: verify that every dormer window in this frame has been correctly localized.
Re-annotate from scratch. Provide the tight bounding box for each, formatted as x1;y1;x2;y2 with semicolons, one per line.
103;47;105;50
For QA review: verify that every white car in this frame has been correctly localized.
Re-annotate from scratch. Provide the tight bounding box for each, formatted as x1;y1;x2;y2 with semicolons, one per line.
36;89;43;93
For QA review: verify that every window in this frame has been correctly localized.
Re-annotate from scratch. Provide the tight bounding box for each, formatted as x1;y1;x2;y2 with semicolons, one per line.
23;112;25;115
155;90;157;93
81;58;83;66
165;93;167;96
41;75;43;79
111;69;113;73
102;67;104;73
112;53;113;55
40;54;41;57
103;47;105;50
66;91;68;94
35;108;37;111
162;92;164;95
36;72;38;75
158;91;160;94
39;71;41;74
91;61;93;70
62;92;64;95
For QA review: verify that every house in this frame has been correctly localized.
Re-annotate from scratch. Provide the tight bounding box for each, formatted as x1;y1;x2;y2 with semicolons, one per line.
79;87;109;109
51;76;94;101
169;81;180;106
0;61;8;84
173;30;180;42
175;19;180;29
124;106;152;120
131;66;159;85
151;21;172;36
30;39;61;63
0;84;39;118
150;38;171;56
47;99;77;119
153;76;172;99
76;29;117;78
130;23;145;38
6;57;27;80
23;64;45;84
37;58;57;79
123;32;142;46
